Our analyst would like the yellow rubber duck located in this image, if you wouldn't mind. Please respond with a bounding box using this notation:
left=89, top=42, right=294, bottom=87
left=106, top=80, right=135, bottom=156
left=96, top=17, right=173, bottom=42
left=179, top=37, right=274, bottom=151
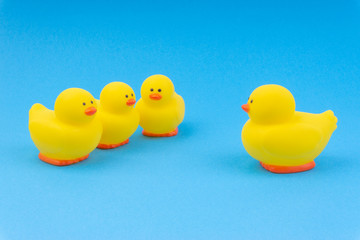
left=96, top=82, right=140, bottom=149
left=29, top=88, right=102, bottom=166
left=241, top=84, right=337, bottom=173
left=135, top=74, right=185, bottom=137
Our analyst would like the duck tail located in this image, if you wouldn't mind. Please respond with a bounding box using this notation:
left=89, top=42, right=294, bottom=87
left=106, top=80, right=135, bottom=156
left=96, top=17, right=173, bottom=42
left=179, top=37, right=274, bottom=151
left=323, top=110, right=338, bottom=131
left=29, top=103, right=47, bottom=119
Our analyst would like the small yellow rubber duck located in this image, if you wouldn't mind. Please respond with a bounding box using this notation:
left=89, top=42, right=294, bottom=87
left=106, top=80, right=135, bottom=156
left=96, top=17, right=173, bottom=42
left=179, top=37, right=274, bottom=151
left=96, top=82, right=140, bottom=149
left=29, top=88, right=102, bottom=166
left=135, top=74, right=185, bottom=137
left=241, top=84, right=337, bottom=173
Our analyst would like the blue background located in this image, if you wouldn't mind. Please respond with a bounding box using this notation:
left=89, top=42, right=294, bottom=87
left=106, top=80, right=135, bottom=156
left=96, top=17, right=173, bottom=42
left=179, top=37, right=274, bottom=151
left=1, top=0, right=360, bottom=239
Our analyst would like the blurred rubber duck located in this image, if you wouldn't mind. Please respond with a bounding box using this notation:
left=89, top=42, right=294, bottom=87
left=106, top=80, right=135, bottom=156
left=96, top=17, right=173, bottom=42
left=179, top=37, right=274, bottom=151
left=29, top=88, right=102, bottom=166
left=135, top=74, right=185, bottom=137
left=241, top=84, right=337, bottom=173
left=96, top=82, right=140, bottom=149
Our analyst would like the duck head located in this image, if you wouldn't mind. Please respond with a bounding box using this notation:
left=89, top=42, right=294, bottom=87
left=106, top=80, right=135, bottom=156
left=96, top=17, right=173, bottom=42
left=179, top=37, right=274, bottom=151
left=55, top=88, right=97, bottom=125
left=141, top=74, right=175, bottom=105
left=242, top=84, right=296, bottom=124
left=100, top=82, right=136, bottom=113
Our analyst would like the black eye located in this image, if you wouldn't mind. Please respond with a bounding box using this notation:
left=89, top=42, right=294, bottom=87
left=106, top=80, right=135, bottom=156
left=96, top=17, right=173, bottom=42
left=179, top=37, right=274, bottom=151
left=150, top=88, right=154, bottom=92
left=250, top=100, right=253, bottom=103
left=158, top=89, right=161, bottom=92
left=131, top=93, right=133, bottom=96
left=125, top=95, right=128, bottom=98
left=83, top=102, right=86, bottom=106
left=91, top=101, right=93, bottom=104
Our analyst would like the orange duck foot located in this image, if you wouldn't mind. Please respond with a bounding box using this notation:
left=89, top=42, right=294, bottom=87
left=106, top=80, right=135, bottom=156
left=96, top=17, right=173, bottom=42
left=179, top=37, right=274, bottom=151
left=97, top=139, right=130, bottom=149
left=260, top=161, right=316, bottom=174
left=142, top=128, right=178, bottom=137
left=39, top=153, right=89, bottom=166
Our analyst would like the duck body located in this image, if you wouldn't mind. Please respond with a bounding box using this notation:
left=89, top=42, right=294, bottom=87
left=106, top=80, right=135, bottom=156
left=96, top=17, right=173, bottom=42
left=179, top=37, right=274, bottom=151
left=29, top=88, right=102, bottom=166
left=97, top=101, right=140, bottom=148
left=136, top=75, right=185, bottom=137
left=241, top=84, right=337, bottom=173
left=136, top=93, right=185, bottom=135
left=242, top=110, right=337, bottom=169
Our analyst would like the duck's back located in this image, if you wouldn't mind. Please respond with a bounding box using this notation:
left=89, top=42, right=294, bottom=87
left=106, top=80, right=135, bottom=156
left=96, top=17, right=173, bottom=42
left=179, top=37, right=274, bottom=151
left=296, top=110, right=337, bottom=134
left=29, top=104, right=63, bottom=157
left=175, top=93, right=185, bottom=124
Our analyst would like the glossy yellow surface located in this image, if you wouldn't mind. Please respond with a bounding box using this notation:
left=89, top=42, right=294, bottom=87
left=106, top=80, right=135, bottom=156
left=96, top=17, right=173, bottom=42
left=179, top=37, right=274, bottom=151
left=242, top=84, right=337, bottom=166
left=29, top=88, right=102, bottom=160
left=97, top=82, right=140, bottom=145
left=135, top=75, right=185, bottom=134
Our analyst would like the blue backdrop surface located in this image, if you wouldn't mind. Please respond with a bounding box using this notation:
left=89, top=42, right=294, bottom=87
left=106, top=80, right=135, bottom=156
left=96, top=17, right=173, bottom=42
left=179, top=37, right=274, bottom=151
left=1, top=0, right=360, bottom=239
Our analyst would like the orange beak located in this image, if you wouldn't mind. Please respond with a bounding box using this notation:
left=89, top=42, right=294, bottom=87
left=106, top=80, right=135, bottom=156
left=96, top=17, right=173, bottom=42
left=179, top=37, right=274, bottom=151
left=149, top=93, right=162, bottom=100
left=85, top=106, right=97, bottom=116
left=242, top=104, right=250, bottom=113
left=126, top=99, right=136, bottom=106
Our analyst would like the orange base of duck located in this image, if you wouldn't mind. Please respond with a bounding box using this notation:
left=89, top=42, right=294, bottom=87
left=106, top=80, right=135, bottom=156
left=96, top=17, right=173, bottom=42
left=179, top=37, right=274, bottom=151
left=39, top=153, right=89, bottom=166
left=97, top=139, right=129, bottom=149
left=142, top=128, right=178, bottom=137
left=260, top=161, right=316, bottom=174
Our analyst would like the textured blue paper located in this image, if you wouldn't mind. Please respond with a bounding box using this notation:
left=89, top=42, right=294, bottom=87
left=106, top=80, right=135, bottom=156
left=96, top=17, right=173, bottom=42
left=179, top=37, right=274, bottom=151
left=1, top=0, right=360, bottom=239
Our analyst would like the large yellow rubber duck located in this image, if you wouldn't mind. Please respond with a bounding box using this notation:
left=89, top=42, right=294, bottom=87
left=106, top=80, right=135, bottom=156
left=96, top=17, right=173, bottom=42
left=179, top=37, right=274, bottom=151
left=29, top=88, right=102, bottom=166
left=241, top=84, right=337, bottom=173
left=96, top=82, right=140, bottom=149
left=135, top=74, right=185, bottom=137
